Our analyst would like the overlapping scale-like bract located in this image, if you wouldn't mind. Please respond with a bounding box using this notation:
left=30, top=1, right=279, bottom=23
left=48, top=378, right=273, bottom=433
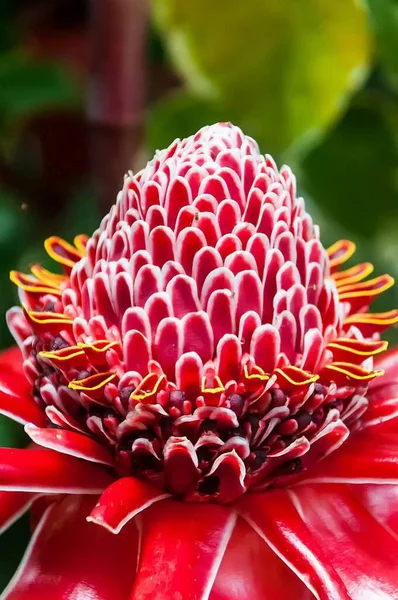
left=8, top=123, right=398, bottom=502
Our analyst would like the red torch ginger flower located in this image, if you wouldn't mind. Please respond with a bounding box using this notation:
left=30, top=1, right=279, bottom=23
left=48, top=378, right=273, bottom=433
left=1, top=123, right=398, bottom=599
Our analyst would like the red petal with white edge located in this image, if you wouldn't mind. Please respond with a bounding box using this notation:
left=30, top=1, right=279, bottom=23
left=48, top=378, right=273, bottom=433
left=88, top=476, right=169, bottom=534
left=300, top=424, right=398, bottom=484
left=237, top=489, right=349, bottom=600
left=292, top=484, right=398, bottom=599
left=366, top=347, right=398, bottom=427
left=175, top=352, right=202, bottom=398
left=25, top=424, right=116, bottom=467
left=0, top=346, right=25, bottom=375
left=130, top=500, right=236, bottom=600
left=0, top=369, right=46, bottom=427
left=216, top=334, right=241, bottom=384
left=163, top=437, right=200, bottom=496
left=370, top=347, right=398, bottom=391
left=351, top=484, right=398, bottom=538
left=207, top=289, right=235, bottom=346
left=29, top=494, right=61, bottom=532
left=2, top=495, right=139, bottom=600
left=182, top=310, right=214, bottom=363
left=207, top=450, right=246, bottom=503
left=0, top=490, right=37, bottom=535
left=0, top=448, right=113, bottom=493
left=362, top=395, right=398, bottom=429
left=210, top=516, right=312, bottom=600
left=250, top=324, right=280, bottom=373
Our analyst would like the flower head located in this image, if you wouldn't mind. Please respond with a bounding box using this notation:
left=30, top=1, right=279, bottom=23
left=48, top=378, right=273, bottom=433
left=2, top=123, right=398, bottom=599
left=8, top=122, right=397, bottom=502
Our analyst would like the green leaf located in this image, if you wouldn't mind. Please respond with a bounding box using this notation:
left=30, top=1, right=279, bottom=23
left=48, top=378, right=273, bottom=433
left=0, top=416, right=26, bottom=448
left=0, top=515, right=30, bottom=593
left=366, top=0, right=398, bottom=87
left=299, top=85, right=398, bottom=343
left=300, top=89, right=398, bottom=237
left=0, top=51, right=81, bottom=130
left=60, top=185, right=100, bottom=240
left=153, top=0, right=371, bottom=155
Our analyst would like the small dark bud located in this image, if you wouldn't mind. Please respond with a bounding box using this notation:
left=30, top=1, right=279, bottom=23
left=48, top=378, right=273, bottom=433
left=169, top=390, right=186, bottom=411
left=50, top=336, right=69, bottom=351
left=119, top=385, right=136, bottom=409
left=229, top=393, right=245, bottom=417
left=295, top=410, right=312, bottom=431
left=270, top=388, right=286, bottom=406
left=314, top=383, right=327, bottom=396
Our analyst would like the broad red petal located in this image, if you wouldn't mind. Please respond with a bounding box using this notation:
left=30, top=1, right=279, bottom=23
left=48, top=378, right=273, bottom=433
left=300, top=426, right=398, bottom=484
left=368, top=382, right=398, bottom=403
left=0, top=448, right=113, bottom=493
left=237, top=489, right=349, bottom=600
left=29, top=494, right=62, bottom=532
left=364, top=348, right=398, bottom=430
left=88, top=476, right=170, bottom=533
left=0, top=370, right=46, bottom=427
left=130, top=499, right=236, bottom=600
left=351, top=483, right=398, bottom=538
left=292, top=484, right=398, bottom=599
left=2, top=495, right=139, bottom=600
left=25, top=424, right=116, bottom=467
left=0, top=347, right=25, bottom=376
left=363, top=396, right=398, bottom=429
left=368, top=347, right=398, bottom=397
left=210, top=516, right=312, bottom=600
left=0, top=491, right=37, bottom=535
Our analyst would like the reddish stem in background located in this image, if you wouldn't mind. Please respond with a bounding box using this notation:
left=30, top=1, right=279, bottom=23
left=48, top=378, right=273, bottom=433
left=88, top=0, right=150, bottom=215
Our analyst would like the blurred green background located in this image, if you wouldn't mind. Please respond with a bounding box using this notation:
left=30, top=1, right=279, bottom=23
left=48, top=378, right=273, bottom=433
left=0, top=0, right=397, bottom=590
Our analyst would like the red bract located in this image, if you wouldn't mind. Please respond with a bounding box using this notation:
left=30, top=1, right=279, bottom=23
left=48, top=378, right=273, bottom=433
left=1, top=123, right=398, bottom=599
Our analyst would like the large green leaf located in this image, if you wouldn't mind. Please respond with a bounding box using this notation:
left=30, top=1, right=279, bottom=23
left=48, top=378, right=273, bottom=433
left=0, top=515, right=30, bottom=593
left=299, top=86, right=398, bottom=342
left=0, top=416, right=26, bottom=448
left=300, top=89, right=398, bottom=237
left=366, top=0, right=398, bottom=86
left=153, top=0, right=371, bottom=155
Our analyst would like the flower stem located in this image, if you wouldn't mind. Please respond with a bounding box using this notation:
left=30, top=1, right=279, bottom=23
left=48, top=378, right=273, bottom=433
left=87, top=0, right=149, bottom=214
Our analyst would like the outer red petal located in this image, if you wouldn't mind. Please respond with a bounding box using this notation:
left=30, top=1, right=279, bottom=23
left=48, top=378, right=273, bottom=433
left=0, top=448, right=113, bottom=493
left=237, top=489, right=349, bottom=600
left=363, top=396, right=398, bottom=429
left=371, top=347, right=398, bottom=390
left=0, top=491, right=37, bottom=535
left=351, top=484, right=398, bottom=539
left=29, top=494, right=62, bottom=532
left=88, top=476, right=170, bottom=533
left=25, top=424, right=116, bottom=467
left=300, top=425, right=398, bottom=484
left=2, top=495, right=139, bottom=600
left=292, top=483, right=398, bottom=599
left=210, top=516, right=312, bottom=600
left=130, top=499, right=236, bottom=600
left=0, top=370, right=46, bottom=427
left=364, top=348, right=398, bottom=429
left=0, top=347, right=25, bottom=376
left=367, top=382, right=398, bottom=404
